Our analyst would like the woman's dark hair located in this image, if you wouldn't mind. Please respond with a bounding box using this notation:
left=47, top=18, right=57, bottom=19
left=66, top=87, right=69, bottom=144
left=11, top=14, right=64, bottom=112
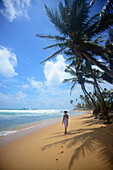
left=64, top=111, right=67, bottom=113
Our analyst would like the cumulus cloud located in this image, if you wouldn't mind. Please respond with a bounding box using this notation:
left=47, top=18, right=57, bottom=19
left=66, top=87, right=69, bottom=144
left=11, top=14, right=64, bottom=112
left=0, top=46, right=18, bottom=78
left=28, top=77, right=44, bottom=90
left=0, top=0, right=31, bottom=22
left=44, top=55, right=70, bottom=87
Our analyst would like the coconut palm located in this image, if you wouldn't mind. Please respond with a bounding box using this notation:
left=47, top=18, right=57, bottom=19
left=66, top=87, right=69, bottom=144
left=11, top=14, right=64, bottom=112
left=63, top=61, right=97, bottom=108
left=36, top=0, right=113, bottom=77
left=64, top=57, right=111, bottom=122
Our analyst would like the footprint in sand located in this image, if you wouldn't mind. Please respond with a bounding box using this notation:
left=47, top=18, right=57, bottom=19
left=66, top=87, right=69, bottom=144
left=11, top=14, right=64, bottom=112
left=58, top=151, right=64, bottom=154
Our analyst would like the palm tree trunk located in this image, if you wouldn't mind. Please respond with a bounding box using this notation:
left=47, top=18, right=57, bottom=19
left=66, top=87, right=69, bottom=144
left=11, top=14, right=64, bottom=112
left=81, top=84, right=96, bottom=108
left=82, top=52, right=113, bottom=78
left=86, top=59, right=111, bottom=123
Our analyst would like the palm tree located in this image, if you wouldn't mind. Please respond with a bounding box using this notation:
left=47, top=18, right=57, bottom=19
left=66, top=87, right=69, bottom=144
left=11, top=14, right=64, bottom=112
left=64, top=57, right=111, bottom=122
left=63, top=61, right=97, bottom=108
left=86, top=58, right=111, bottom=122
left=79, top=94, right=95, bottom=109
left=36, top=0, right=113, bottom=77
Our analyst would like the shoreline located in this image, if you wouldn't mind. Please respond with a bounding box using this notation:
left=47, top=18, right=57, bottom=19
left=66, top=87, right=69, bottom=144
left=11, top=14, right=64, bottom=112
left=0, top=110, right=89, bottom=147
left=0, top=118, right=60, bottom=147
left=0, top=110, right=89, bottom=137
left=0, top=112, right=113, bottom=170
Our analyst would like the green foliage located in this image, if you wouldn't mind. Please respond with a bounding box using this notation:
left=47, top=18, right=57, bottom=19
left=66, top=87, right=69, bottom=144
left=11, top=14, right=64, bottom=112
left=37, top=0, right=113, bottom=120
left=37, top=0, right=113, bottom=78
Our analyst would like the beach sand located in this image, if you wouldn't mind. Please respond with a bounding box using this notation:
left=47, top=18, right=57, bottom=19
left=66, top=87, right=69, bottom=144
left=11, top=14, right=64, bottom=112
left=0, top=112, right=113, bottom=170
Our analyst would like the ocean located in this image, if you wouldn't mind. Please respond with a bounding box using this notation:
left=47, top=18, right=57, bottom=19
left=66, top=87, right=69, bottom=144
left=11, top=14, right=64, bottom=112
left=0, top=109, right=87, bottom=137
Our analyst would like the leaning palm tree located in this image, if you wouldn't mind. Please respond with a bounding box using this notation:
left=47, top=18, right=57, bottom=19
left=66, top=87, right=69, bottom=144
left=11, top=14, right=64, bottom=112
left=36, top=0, right=113, bottom=77
left=64, top=57, right=111, bottom=122
left=63, top=61, right=97, bottom=108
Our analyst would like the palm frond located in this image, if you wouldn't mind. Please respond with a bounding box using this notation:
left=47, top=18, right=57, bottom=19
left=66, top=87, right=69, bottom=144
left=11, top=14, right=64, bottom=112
left=66, top=56, right=75, bottom=61
left=45, top=4, right=69, bottom=35
left=70, top=0, right=90, bottom=32
left=99, top=0, right=113, bottom=18
left=40, top=47, right=66, bottom=64
left=70, top=81, right=77, bottom=95
left=89, top=0, right=95, bottom=6
left=59, top=2, right=71, bottom=28
left=63, top=78, right=75, bottom=83
left=83, top=13, right=113, bottom=38
left=80, top=13, right=99, bottom=38
left=84, top=40, right=104, bottom=53
left=65, top=66, right=76, bottom=76
left=43, top=42, right=67, bottom=50
left=95, top=13, right=113, bottom=35
left=36, top=34, right=67, bottom=41
left=94, top=35, right=106, bottom=43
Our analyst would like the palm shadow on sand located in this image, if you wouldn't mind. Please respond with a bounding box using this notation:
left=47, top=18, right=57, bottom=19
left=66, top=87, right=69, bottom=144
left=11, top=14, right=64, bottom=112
left=41, top=117, right=113, bottom=170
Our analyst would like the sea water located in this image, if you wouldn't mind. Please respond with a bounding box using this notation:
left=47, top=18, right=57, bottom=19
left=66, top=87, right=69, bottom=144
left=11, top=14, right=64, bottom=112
left=0, top=109, right=87, bottom=136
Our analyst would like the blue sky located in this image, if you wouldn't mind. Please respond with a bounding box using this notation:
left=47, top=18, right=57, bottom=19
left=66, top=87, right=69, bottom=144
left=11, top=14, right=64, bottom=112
left=0, top=0, right=112, bottom=109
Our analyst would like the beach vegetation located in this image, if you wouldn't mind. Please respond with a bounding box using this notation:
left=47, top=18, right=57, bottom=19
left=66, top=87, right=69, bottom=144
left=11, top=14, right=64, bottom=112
left=76, top=88, right=113, bottom=122
left=36, top=0, right=113, bottom=123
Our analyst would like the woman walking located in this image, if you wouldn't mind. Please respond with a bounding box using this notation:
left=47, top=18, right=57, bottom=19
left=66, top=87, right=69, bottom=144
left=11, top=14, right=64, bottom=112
left=62, top=111, right=69, bottom=134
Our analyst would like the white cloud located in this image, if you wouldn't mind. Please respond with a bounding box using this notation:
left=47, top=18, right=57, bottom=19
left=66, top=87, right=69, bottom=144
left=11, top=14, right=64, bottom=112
left=92, top=59, right=106, bottom=72
left=0, top=0, right=31, bottom=22
left=22, top=84, right=29, bottom=89
left=44, top=55, right=70, bottom=87
left=0, top=46, right=18, bottom=78
left=16, top=91, right=27, bottom=100
left=0, top=91, right=27, bottom=105
left=28, top=77, right=44, bottom=90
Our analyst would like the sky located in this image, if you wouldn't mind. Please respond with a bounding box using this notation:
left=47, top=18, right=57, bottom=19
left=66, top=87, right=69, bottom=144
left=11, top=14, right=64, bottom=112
left=0, top=0, right=113, bottom=109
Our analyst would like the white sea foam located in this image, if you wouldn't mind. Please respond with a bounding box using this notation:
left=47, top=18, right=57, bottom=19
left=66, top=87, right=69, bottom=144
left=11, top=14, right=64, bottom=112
left=0, top=109, right=65, bottom=115
left=0, top=109, right=63, bottom=113
left=0, top=130, right=17, bottom=136
left=0, top=109, right=66, bottom=118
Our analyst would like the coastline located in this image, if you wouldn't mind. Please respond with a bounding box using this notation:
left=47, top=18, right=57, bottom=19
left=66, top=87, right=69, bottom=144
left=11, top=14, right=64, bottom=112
left=0, top=118, right=60, bottom=147
left=0, top=110, right=88, bottom=147
left=0, top=109, right=88, bottom=138
left=0, top=111, right=113, bottom=170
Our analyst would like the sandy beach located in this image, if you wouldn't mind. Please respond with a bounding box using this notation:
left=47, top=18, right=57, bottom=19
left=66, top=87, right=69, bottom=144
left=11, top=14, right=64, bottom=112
left=0, top=112, right=113, bottom=170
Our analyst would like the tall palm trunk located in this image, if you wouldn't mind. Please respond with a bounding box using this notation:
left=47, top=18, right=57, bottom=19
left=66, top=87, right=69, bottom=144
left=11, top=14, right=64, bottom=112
left=81, top=83, right=96, bottom=108
left=86, top=59, right=110, bottom=123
